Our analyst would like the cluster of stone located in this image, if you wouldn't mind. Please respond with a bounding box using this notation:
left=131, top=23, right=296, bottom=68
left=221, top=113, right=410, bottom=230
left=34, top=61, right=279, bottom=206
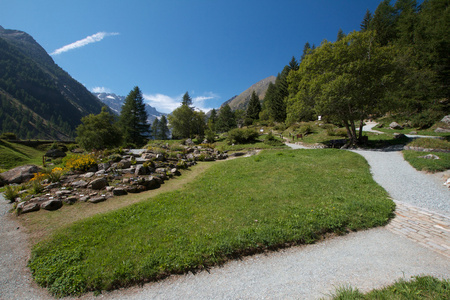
left=2, top=145, right=228, bottom=214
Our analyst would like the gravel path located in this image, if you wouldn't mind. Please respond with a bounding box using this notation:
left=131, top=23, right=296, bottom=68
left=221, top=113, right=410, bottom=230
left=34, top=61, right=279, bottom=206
left=1, top=144, right=449, bottom=299
left=351, top=150, right=450, bottom=216
left=0, top=196, right=49, bottom=300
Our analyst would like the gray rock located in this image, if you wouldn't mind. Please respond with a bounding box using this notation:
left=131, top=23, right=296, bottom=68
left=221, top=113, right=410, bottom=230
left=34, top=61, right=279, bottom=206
left=113, top=188, right=128, bottom=196
left=144, top=176, right=161, bottom=190
left=45, top=149, right=66, bottom=158
left=40, top=199, right=63, bottom=211
left=71, top=180, right=88, bottom=188
left=55, top=190, right=72, bottom=196
left=135, top=165, right=148, bottom=175
left=98, top=162, right=111, bottom=170
left=79, top=196, right=90, bottom=202
left=81, top=172, right=95, bottom=178
left=89, top=177, right=108, bottom=190
left=63, top=196, right=77, bottom=205
left=0, top=165, right=41, bottom=184
left=389, top=122, right=403, bottom=130
left=89, top=196, right=106, bottom=203
left=419, top=154, right=440, bottom=160
left=434, top=127, right=450, bottom=133
left=441, top=115, right=450, bottom=125
left=117, top=160, right=132, bottom=169
left=21, top=202, right=40, bottom=214
left=95, top=170, right=106, bottom=176
left=170, top=168, right=181, bottom=176
left=155, top=168, right=167, bottom=174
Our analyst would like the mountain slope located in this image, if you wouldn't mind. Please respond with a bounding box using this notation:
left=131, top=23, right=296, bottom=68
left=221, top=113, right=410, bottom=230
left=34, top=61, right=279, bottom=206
left=93, top=92, right=166, bottom=123
left=222, top=76, right=276, bottom=111
left=0, top=26, right=106, bottom=140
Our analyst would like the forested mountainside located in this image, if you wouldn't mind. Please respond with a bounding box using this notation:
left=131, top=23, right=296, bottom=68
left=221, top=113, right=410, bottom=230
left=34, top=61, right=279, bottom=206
left=0, top=26, right=105, bottom=140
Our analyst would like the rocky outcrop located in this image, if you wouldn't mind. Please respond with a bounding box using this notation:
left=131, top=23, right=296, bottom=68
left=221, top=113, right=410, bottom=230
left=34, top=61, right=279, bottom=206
left=389, top=122, right=403, bottom=130
left=6, top=146, right=229, bottom=214
left=0, top=165, right=41, bottom=184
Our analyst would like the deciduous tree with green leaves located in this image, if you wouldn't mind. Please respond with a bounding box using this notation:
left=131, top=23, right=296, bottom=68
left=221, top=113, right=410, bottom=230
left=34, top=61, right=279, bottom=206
left=76, top=106, right=122, bottom=150
left=287, top=31, right=398, bottom=147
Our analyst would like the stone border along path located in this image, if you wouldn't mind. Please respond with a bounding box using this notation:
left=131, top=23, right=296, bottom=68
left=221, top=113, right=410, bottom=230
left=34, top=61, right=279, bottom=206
left=387, top=201, right=450, bottom=258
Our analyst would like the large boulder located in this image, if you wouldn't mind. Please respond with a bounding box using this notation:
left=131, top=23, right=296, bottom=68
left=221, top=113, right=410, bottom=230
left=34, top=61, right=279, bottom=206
left=389, top=122, right=403, bottom=130
left=41, top=199, right=63, bottom=211
left=89, top=196, right=106, bottom=203
left=441, top=115, right=450, bottom=125
left=113, top=188, right=128, bottom=196
left=0, top=165, right=41, bottom=184
left=89, top=178, right=108, bottom=190
left=21, top=202, right=40, bottom=214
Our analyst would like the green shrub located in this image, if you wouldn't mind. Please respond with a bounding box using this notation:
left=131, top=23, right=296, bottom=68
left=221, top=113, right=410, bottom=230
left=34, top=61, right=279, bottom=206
left=227, top=128, right=259, bottom=144
left=264, top=132, right=285, bottom=146
left=299, top=124, right=313, bottom=134
left=4, top=184, right=19, bottom=202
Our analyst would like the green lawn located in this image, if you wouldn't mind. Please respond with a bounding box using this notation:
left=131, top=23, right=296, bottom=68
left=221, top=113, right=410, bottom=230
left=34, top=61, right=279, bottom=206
left=29, top=149, right=394, bottom=297
left=403, top=150, right=450, bottom=173
left=0, top=139, right=45, bottom=171
left=330, top=276, right=450, bottom=299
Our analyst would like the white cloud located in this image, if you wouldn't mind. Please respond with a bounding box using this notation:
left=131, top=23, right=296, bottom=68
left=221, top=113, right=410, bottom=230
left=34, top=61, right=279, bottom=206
left=90, top=86, right=112, bottom=93
left=51, top=32, right=119, bottom=55
left=143, top=93, right=182, bottom=114
left=143, top=92, right=219, bottom=114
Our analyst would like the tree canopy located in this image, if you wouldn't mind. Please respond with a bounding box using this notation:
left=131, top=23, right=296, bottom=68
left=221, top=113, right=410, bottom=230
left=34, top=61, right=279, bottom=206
left=287, top=30, right=398, bottom=146
left=76, top=106, right=122, bottom=150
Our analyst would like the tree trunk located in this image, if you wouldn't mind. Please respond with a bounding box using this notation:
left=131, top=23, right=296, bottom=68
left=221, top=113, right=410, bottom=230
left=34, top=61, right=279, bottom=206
left=358, top=119, right=364, bottom=141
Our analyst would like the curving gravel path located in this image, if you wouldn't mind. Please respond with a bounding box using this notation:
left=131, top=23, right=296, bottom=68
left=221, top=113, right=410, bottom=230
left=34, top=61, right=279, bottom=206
left=1, top=143, right=449, bottom=299
left=0, top=196, right=50, bottom=300
left=351, top=150, right=450, bottom=216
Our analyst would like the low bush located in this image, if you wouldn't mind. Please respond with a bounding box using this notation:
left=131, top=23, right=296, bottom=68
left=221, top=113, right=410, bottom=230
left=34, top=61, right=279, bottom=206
left=264, top=132, right=285, bottom=146
left=227, top=128, right=259, bottom=144
left=3, top=184, right=20, bottom=202
left=64, top=154, right=97, bottom=172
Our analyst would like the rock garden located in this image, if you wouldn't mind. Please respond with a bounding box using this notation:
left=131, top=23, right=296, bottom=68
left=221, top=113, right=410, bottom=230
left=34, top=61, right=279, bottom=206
left=0, top=140, right=228, bottom=214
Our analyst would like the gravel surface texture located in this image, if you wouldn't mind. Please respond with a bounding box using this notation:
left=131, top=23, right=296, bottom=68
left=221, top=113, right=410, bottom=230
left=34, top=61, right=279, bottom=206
left=352, top=150, right=450, bottom=216
left=0, top=196, right=50, bottom=300
left=1, top=141, right=449, bottom=299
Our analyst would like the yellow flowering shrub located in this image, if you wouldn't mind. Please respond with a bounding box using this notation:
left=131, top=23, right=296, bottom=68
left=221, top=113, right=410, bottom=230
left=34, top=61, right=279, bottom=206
left=30, top=172, right=46, bottom=182
left=64, top=154, right=97, bottom=172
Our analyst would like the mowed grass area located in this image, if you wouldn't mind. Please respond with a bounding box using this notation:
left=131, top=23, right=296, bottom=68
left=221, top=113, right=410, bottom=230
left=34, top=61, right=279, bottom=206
left=0, top=139, right=44, bottom=170
left=29, top=149, right=395, bottom=297
left=329, top=276, right=450, bottom=299
left=403, top=151, right=450, bottom=173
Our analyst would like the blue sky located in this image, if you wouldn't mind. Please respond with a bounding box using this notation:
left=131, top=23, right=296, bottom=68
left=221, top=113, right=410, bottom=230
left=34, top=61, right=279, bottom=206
left=1, top=0, right=382, bottom=113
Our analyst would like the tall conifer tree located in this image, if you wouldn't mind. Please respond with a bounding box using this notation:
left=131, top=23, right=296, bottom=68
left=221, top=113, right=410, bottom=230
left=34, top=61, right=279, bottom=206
left=119, top=86, right=150, bottom=146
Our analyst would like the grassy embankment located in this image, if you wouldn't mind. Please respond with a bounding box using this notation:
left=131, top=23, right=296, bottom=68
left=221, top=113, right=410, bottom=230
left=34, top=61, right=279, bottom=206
left=28, top=149, right=394, bottom=297
left=0, top=139, right=45, bottom=171
left=329, top=276, right=450, bottom=299
left=403, top=138, right=450, bottom=173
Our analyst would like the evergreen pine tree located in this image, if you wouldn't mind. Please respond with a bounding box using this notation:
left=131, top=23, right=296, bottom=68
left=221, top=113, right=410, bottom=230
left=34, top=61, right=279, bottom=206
left=301, top=42, right=311, bottom=61
left=152, top=118, right=159, bottom=139
left=289, top=56, right=299, bottom=71
left=216, top=104, right=236, bottom=133
left=157, top=115, right=169, bottom=140
left=246, top=91, right=261, bottom=123
left=371, top=0, right=398, bottom=45
left=360, top=9, right=373, bottom=31
left=181, top=92, right=193, bottom=107
left=119, top=86, right=150, bottom=146
left=337, top=28, right=346, bottom=41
